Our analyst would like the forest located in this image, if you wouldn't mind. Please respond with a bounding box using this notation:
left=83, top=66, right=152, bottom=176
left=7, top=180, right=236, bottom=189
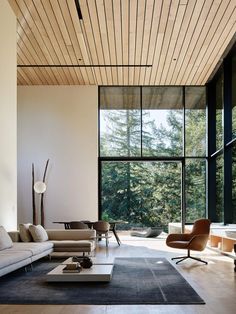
left=99, top=87, right=207, bottom=230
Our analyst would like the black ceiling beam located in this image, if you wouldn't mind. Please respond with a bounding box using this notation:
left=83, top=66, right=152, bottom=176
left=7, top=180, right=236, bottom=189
left=17, top=64, right=152, bottom=68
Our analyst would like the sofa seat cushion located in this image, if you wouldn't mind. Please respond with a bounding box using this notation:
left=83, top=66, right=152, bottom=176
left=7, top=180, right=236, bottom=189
left=51, top=240, right=93, bottom=248
left=0, top=251, right=32, bottom=269
left=4, top=242, right=53, bottom=256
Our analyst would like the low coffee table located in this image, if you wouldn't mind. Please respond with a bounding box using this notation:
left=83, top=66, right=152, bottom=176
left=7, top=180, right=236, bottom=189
left=46, top=256, right=114, bottom=282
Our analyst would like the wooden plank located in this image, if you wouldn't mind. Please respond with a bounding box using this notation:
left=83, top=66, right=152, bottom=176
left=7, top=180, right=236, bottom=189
left=144, top=0, right=163, bottom=85
left=164, top=0, right=197, bottom=85
left=175, top=0, right=216, bottom=85
left=79, top=0, right=102, bottom=84
left=155, top=0, right=180, bottom=85
left=30, top=0, right=73, bottom=85
left=67, top=0, right=96, bottom=84
left=9, top=0, right=60, bottom=85
left=139, top=0, right=155, bottom=85
left=170, top=0, right=205, bottom=84
left=104, top=0, right=118, bottom=85
left=133, top=0, right=145, bottom=85
left=113, top=0, right=123, bottom=84
left=160, top=2, right=186, bottom=84
left=17, top=40, right=51, bottom=85
left=57, top=0, right=86, bottom=84
left=149, top=0, right=171, bottom=85
left=17, top=68, right=31, bottom=85
left=180, top=0, right=225, bottom=84
left=88, top=0, right=108, bottom=85
left=96, top=0, right=113, bottom=84
left=193, top=1, right=236, bottom=84
left=128, top=0, right=137, bottom=85
left=121, top=0, right=129, bottom=85
left=17, top=55, right=42, bottom=85
left=196, top=13, right=236, bottom=84
left=17, top=0, right=68, bottom=85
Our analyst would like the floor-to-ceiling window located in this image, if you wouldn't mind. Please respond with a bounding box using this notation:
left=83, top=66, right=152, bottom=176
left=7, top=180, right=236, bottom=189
left=99, top=86, right=206, bottom=230
left=208, top=44, right=236, bottom=224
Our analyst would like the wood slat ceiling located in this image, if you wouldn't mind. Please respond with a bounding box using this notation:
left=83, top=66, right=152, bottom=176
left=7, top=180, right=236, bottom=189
left=8, top=0, right=236, bottom=86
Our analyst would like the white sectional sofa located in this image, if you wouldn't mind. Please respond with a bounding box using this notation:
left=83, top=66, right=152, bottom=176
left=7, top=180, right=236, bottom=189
left=0, top=226, right=96, bottom=277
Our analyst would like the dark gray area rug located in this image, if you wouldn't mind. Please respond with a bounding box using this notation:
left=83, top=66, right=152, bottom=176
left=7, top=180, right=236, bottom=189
left=0, top=257, right=204, bottom=305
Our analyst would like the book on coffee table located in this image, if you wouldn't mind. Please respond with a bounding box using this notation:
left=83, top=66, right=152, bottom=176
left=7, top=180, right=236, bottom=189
left=62, top=263, right=81, bottom=273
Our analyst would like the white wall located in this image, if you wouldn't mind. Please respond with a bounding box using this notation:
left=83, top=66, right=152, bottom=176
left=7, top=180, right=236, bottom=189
left=17, top=86, right=98, bottom=228
left=0, top=1, right=17, bottom=231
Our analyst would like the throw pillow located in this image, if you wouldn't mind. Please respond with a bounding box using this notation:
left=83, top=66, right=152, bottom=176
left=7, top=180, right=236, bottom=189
left=19, top=223, right=33, bottom=242
left=0, top=226, right=13, bottom=250
left=29, top=224, right=48, bottom=242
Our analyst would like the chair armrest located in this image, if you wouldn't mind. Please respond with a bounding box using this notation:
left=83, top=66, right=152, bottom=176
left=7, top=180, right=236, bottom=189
left=187, top=234, right=209, bottom=251
left=166, top=233, right=192, bottom=244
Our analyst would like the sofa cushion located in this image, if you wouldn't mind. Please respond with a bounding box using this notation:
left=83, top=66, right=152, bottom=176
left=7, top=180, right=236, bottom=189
left=0, top=226, right=13, bottom=251
left=51, top=240, right=94, bottom=248
left=29, top=225, right=48, bottom=242
left=5, top=242, right=53, bottom=256
left=47, top=229, right=96, bottom=240
left=19, top=223, right=32, bottom=242
left=0, top=251, right=32, bottom=269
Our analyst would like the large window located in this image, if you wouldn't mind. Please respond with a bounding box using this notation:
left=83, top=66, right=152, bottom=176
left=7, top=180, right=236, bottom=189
left=232, top=55, right=236, bottom=138
left=185, top=87, right=206, bottom=156
left=101, top=161, right=181, bottom=229
left=185, top=159, right=206, bottom=222
left=215, top=71, right=224, bottom=151
left=208, top=44, right=236, bottom=224
left=215, top=154, right=224, bottom=222
left=99, top=86, right=206, bottom=229
left=100, top=87, right=141, bottom=157
left=232, top=146, right=236, bottom=223
left=142, top=87, right=183, bottom=156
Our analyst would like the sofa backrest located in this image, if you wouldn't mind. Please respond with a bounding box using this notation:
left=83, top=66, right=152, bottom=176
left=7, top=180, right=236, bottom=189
left=46, top=229, right=96, bottom=241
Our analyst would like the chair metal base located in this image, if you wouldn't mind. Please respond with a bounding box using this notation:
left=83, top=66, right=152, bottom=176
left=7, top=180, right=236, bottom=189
left=171, top=250, right=208, bottom=265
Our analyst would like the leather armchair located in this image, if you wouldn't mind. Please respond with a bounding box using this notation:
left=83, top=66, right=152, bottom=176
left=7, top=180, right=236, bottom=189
left=166, top=219, right=211, bottom=264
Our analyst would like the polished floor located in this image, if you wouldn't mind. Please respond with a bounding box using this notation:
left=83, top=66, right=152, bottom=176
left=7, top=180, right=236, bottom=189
left=0, top=232, right=235, bottom=314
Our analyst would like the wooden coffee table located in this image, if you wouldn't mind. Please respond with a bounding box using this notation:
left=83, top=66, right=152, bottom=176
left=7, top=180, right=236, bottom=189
left=46, top=257, right=114, bottom=282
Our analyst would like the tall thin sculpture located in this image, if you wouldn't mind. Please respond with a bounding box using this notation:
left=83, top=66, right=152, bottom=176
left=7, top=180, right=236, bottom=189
left=32, top=159, right=50, bottom=226
left=32, top=163, right=36, bottom=225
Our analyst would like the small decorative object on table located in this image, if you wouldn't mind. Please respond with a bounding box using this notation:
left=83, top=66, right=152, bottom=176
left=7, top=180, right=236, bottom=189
left=63, top=262, right=82, bottom=273
left=72, top=256, right=93, bottom=269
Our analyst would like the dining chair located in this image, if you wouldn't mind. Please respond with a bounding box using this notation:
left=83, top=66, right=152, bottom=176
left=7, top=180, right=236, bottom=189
left=93, top=221, right=111, bottom=247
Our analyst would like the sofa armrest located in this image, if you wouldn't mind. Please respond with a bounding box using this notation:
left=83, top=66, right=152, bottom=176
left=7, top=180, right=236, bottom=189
left=46, top=229, right=96, bottom=241
left=8, top=231, right=21, bottom=242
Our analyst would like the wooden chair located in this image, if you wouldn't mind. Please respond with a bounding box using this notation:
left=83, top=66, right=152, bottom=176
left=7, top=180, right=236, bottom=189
left=93, top=221, right=111, bottom=247
left=166, top=219, right=211, bottom=264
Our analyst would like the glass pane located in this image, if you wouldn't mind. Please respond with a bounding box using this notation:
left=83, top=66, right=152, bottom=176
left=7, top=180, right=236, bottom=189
left=185, top=87, right=206, bottom=156
left=216, top=71, right=223, bottom=150
left=142, top=87, right=183, bottom=156
left=216, top=154, right=224, bottom=222
left=232, top=145, right=236, bottom=223
left=232, top=54, right=236, bottom=138
left=100, top=87, right=141, bottom=157
left=185, top=159, right=206, bottom=223
left=101, top=161, right=181, bottom=231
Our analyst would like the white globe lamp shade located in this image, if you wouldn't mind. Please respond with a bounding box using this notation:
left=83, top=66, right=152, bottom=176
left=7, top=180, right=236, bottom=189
left=34, top=181, right=47, bottom=194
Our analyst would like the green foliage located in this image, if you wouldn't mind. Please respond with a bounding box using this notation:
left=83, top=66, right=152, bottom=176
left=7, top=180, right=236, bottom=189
left=100, top=104, right=206, bottom=230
